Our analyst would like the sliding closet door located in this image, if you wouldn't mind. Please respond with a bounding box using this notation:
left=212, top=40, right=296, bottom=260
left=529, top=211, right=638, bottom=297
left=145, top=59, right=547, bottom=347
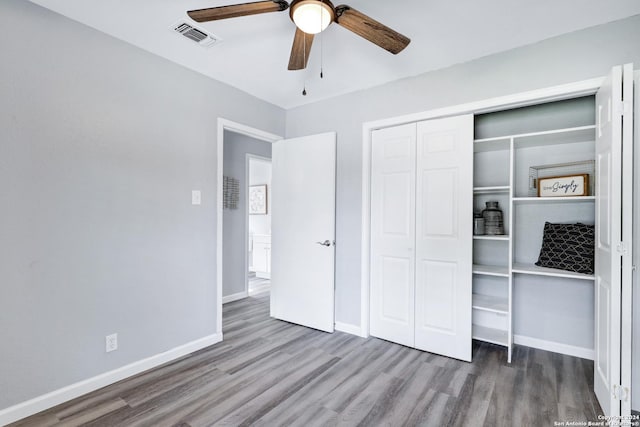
left=414, top=115, right=473, bottom=362
left=370, top=123, right=417, bottom=347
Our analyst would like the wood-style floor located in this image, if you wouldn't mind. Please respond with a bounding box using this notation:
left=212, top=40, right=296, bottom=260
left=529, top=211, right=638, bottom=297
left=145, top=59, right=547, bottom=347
left=12, top=293, right=602, bottom=426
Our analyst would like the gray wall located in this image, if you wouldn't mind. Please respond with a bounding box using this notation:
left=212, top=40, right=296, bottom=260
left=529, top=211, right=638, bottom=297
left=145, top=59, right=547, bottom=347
left=0, top=0, right=284, bottom=411
left=285, top=15, right=640, bottom=409
left=222, top=131, right=272, bottom=298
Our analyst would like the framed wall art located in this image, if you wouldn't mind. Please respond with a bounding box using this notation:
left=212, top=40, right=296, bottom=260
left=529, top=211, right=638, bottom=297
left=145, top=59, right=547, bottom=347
left=249, top=184, right=268, bottom=215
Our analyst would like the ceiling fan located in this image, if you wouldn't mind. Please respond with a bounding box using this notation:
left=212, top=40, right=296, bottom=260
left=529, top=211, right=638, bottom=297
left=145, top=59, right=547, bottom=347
left=187, top=0, right=411, bottom=71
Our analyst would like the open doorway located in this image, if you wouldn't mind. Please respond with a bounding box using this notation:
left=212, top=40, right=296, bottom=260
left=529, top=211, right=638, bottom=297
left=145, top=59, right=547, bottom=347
left=221, top=129, right=274, bottom=305
left=217, top=119, right=336, bottom=339
left=247, top=155, right=272, bottom=296
left=216, top=118, right=282, bottom=338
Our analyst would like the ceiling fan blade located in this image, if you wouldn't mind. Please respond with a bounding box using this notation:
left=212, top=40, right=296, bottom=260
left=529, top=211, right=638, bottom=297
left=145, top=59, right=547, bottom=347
left=188, top=1, right=289, bottom=23
left=334, top=5, right=410, bottom=54
left=288, top=28, right=314, bottom=70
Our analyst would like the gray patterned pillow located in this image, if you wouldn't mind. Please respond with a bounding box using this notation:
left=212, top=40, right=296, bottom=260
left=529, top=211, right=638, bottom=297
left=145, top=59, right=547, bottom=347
left=535, top=222, right=594, bottom=274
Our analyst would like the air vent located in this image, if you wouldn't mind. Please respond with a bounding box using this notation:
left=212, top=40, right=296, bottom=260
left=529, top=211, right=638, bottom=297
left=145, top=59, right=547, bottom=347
left=171, top=21, right=220, bottom=48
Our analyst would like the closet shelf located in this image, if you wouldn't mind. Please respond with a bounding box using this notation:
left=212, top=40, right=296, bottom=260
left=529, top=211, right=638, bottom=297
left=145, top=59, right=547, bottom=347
left=473, top=186, right=510, bottom=194
left=472, top=325, right=509, bottom=347
left=474, top=125, right=595, bottom=152
left=473, top=294, right=509, bottom=314
left=513, top=196, right=595, bottom=204
left=472, top=264, right=510, bottom=277
left=513, top=125, right=596, bottom=148
left=473, top=235, right=509, bottom=241
left=512, top=263, right=595, bottom=281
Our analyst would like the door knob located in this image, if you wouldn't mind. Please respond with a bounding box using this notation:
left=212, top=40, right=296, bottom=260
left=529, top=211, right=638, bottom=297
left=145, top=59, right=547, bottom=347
left=316, top=240, right=332, bottom=247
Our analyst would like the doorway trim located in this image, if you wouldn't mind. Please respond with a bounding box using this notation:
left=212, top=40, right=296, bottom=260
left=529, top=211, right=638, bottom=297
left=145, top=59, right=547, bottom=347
left=216, top=118, right=282, bottom=336
left=359, top=76, right=604, bottom=340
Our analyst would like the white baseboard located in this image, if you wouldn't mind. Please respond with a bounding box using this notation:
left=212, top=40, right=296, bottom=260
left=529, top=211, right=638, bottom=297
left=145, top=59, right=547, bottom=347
left=222, top=291, right=248, bottom=304
left=0, top=333, right=222, bottom=426
left=335, top=322, right=367, bottom=338
left=514, top=334, right=594, bottom=360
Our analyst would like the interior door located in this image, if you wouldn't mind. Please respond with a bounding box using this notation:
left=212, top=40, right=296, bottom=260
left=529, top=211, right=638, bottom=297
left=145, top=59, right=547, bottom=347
left=270, top=132, right=336, bottom=332
left=594, top=64, right=630, bottom=417
left=414, top=115, right=474, bottom=362
left=370, top=123, right=417, bottom=347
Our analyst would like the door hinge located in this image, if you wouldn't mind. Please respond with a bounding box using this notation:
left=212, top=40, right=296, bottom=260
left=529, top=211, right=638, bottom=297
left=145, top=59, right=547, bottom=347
left=616, top=242, right=628, bottom=255
left=615, top=100, right=632, bottom=116
left=612, top=384, right=629, bottom=401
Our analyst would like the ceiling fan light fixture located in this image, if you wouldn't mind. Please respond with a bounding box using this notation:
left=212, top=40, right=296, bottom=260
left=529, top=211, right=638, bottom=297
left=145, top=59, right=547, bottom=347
left=291, top=0, right=334, bottom=34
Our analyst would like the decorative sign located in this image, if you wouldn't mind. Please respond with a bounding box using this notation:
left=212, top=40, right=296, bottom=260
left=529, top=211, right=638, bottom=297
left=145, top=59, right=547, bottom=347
left=537, top=174, right=589, bottom=197
left=249, top=184, right=268, bottom=214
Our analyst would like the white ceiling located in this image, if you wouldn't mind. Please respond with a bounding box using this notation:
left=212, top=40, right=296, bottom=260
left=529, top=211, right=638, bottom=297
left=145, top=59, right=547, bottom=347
left=29, top=0, right=640, bottom=109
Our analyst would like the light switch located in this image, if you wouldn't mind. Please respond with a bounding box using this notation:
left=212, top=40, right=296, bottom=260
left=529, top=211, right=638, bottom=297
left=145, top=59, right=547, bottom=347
left=192, top=190, right=201, bottom=205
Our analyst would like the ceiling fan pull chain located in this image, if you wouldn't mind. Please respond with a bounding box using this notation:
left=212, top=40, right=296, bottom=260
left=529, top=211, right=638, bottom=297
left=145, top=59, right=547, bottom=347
left=320, top=35, right=324, bottom=77
left=302, top=31, right=308, bottom=95
left=320, top=8, right=324, bottom=79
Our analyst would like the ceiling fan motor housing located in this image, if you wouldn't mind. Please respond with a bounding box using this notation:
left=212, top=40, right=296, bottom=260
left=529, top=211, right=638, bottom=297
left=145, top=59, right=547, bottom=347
left=289, top=0, right=336, bottom=34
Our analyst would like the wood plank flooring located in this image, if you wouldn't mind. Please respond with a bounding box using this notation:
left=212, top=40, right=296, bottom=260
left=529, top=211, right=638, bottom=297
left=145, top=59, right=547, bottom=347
left=248, top=276, right=270, bottom=296
left=11, top=293, right=602, bottom=426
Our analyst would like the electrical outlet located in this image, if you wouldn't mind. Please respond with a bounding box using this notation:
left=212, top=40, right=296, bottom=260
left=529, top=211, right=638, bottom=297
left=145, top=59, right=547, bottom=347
left=105, top=333, right=118, bottom=353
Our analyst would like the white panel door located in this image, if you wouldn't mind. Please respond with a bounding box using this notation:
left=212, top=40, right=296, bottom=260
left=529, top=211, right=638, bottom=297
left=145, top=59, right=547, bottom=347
left=414, top=115, right=473, bottom=362
left=619, top=63, right=634, bottom=418
left=594, top=65, right=624, bottom=417
left=270, top=132, right=336, bottom=333
left=370, top=123, right=417, bottom=347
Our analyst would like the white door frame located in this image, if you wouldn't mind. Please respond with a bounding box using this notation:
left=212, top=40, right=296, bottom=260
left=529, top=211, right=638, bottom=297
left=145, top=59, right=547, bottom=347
left=216, top=118, right=282, bottom=336
left=360, top=76, right=603, bottom=339
left=246, top=153, right=272, bottom=291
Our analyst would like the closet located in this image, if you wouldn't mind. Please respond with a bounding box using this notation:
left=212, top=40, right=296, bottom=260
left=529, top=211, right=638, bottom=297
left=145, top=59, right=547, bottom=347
left=368, top=63, right=634, bottom=418
left=472, top=96, right=596, bottom=364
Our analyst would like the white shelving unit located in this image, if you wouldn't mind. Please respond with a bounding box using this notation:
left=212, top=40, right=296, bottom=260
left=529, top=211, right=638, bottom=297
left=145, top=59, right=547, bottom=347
left=511, top=263, right=595, bottom=281
left=473, top=186, right=510, bottom=194
left=472, top=293, right=509, bottom=313
left=472, top=135, right=513, bottom=361
left=472, top=264, right=509, bottom=277
left=472, top=123, right=596, bottom=364
left=513, top=196, right=595, bottom=204
left=472, top=325, right=509, bottom=347
left=473, top=235, right=509, bottom=241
